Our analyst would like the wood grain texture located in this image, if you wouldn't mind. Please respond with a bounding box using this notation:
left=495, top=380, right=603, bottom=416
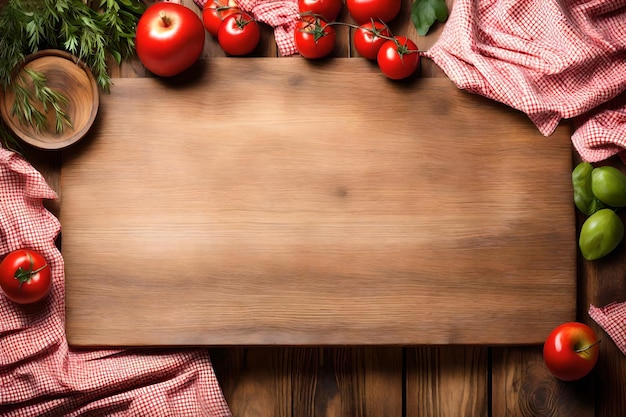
left=209, top=347, right=402, bottom=416
left=406, top=346, right=488, bottom=417
left=60, top=58, right=575, bottom=347
left=491, top=346, right=595, bottom=417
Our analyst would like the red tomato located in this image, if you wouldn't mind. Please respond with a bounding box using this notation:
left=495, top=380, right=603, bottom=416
left=135, top=3, right=206, bottom=77
left=217, top=12, right=260, bottom=56
left=294, top=16, right=336, bottom=59
left=543, top=322, right=600, bottom=381
left=376, top=36, right=420, bottom=80
left=202, top=0, right=240, bottom=37
left=0, top=249, right=52, bottom=304
left=353, top=21, right=392, bottom=60
left=298, top=0, right=343, bottom=22
left=346, top=0, right=401, bottom=25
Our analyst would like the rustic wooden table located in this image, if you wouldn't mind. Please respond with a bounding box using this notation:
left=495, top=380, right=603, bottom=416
left=23, top=0, right=626, bottom=415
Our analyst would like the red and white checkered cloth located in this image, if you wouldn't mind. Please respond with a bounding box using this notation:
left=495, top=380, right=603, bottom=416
left=0, top=148, right=232, bottom=417
left=589, top=302, right=626, bottom=356
left=195, top=0, right=300, bottom=56
left=424, top=0, right=626, bottom=163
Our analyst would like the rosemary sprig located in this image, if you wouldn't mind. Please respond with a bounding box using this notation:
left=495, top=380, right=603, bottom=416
left=11, top=68, right=72, bottom=134
left=0, top=0, right=145, bottom=149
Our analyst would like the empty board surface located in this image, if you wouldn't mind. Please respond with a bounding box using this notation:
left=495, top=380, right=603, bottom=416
left=60, top=58, right=576, bottom=347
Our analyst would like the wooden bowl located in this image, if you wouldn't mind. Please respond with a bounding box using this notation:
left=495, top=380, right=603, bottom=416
left=0, top=49, right=99, bottom=150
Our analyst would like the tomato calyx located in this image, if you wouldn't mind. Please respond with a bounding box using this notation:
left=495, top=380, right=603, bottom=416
left=390, top=37, right=420, bottom=60
left=233, top=13, right=255, bottom=30
left=13, top=253, right=48, bottom=289
left=363, top=21, right=391, bottom=40
left=298, top=16, right=332, bottom=43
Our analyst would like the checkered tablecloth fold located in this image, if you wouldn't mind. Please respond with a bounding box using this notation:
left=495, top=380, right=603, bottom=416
left=195, top=0, right=300, bottom=56
left=424, top=0, right=626, bottom=163
left=0, top=148, right=232, bottom=417
left=589, top=302, right=626, bottom=356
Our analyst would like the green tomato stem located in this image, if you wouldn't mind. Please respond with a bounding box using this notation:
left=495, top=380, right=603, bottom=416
left=575, top=339, right=601, bottom=353
left=319, top=17, right=427, bottom=54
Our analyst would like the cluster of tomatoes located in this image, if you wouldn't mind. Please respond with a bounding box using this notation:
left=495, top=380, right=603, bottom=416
left=203, top=0, right=420, bottom=80
left=134, top=1, right=419, bottom=79
left=202, top=0, right=260, bottom=56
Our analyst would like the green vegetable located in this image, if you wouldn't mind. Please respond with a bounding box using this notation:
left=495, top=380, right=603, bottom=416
left=579, top=208, right=624, bottom=261
left=572, top=162, right=604, bottom=215
left=591, top=166, right=626, bottom=208
left=411, top=0, right=448, bottom=36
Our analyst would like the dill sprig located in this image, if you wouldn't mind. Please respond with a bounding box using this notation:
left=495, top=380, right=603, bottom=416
left=0, top=0, right=145, bottom=150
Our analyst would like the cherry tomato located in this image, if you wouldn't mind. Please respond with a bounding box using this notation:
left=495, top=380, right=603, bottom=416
left=353, top=21, right=392, bottom=60
left=376, top=36, right=420, bottom=80
left=218, top=12, right=260, bottom=56
left=294, top=16, right=336, bottom=59
left=346, top=0, right=401, bottom=25
left=298, top=0, right=343, bottom=22
left=203, top=0, right=240, bottom=37
left=0, top=249, right=52, bottom=304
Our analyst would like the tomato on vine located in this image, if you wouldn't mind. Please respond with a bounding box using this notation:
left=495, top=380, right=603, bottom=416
left=294, top=16, right=336, bottom=59
left=203, top=0, right=240, bottom=37
left=0, top=249, right=52, bottom=304
left=218, top=12, right=260, bottom=56
left=377, top=36, right=420, bottom=80
left=298, top=0, right=343, bottom=23
left=353, top=21, right=392, bottom=60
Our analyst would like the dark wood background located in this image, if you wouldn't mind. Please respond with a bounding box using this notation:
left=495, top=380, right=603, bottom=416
left=22, top=0, right=626, bottom=415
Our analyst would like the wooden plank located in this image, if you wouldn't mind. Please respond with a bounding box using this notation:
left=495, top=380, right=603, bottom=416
left=208, top=347, right=403, bottom=417
left=406, top=346, right=488, bottom=417
left=209, top=347, right=292, bottom=416
left=491, top=346, right=595, bottom=417
left=60, top=58, right=575, bottom=347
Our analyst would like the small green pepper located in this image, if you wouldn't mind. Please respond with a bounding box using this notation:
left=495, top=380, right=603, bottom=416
left=591, top=166, right=626, bottom=208
left=572, top=162, right=603, bottom=215
left=579, top=208, right=624, bottom=260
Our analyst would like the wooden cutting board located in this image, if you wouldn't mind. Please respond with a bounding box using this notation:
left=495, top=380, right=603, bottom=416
left=60, top=58, right=576, bottom=347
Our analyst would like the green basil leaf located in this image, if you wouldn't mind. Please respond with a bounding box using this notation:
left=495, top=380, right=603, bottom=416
left=411, top=0, right=449, bottom=36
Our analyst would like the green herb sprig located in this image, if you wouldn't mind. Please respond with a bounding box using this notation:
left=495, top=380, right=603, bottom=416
left=11, top=68, right=73, bottom=134
left=0, top=0, right=146, bottom=150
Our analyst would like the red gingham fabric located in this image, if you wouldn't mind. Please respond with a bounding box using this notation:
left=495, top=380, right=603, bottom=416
left=589, top=302, right=626, bottom=356
left=195, top=0, right=300, bottom=56
left=0, top=148, right=232, bottom=417
left=424, top=0, right=626, bottom=163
